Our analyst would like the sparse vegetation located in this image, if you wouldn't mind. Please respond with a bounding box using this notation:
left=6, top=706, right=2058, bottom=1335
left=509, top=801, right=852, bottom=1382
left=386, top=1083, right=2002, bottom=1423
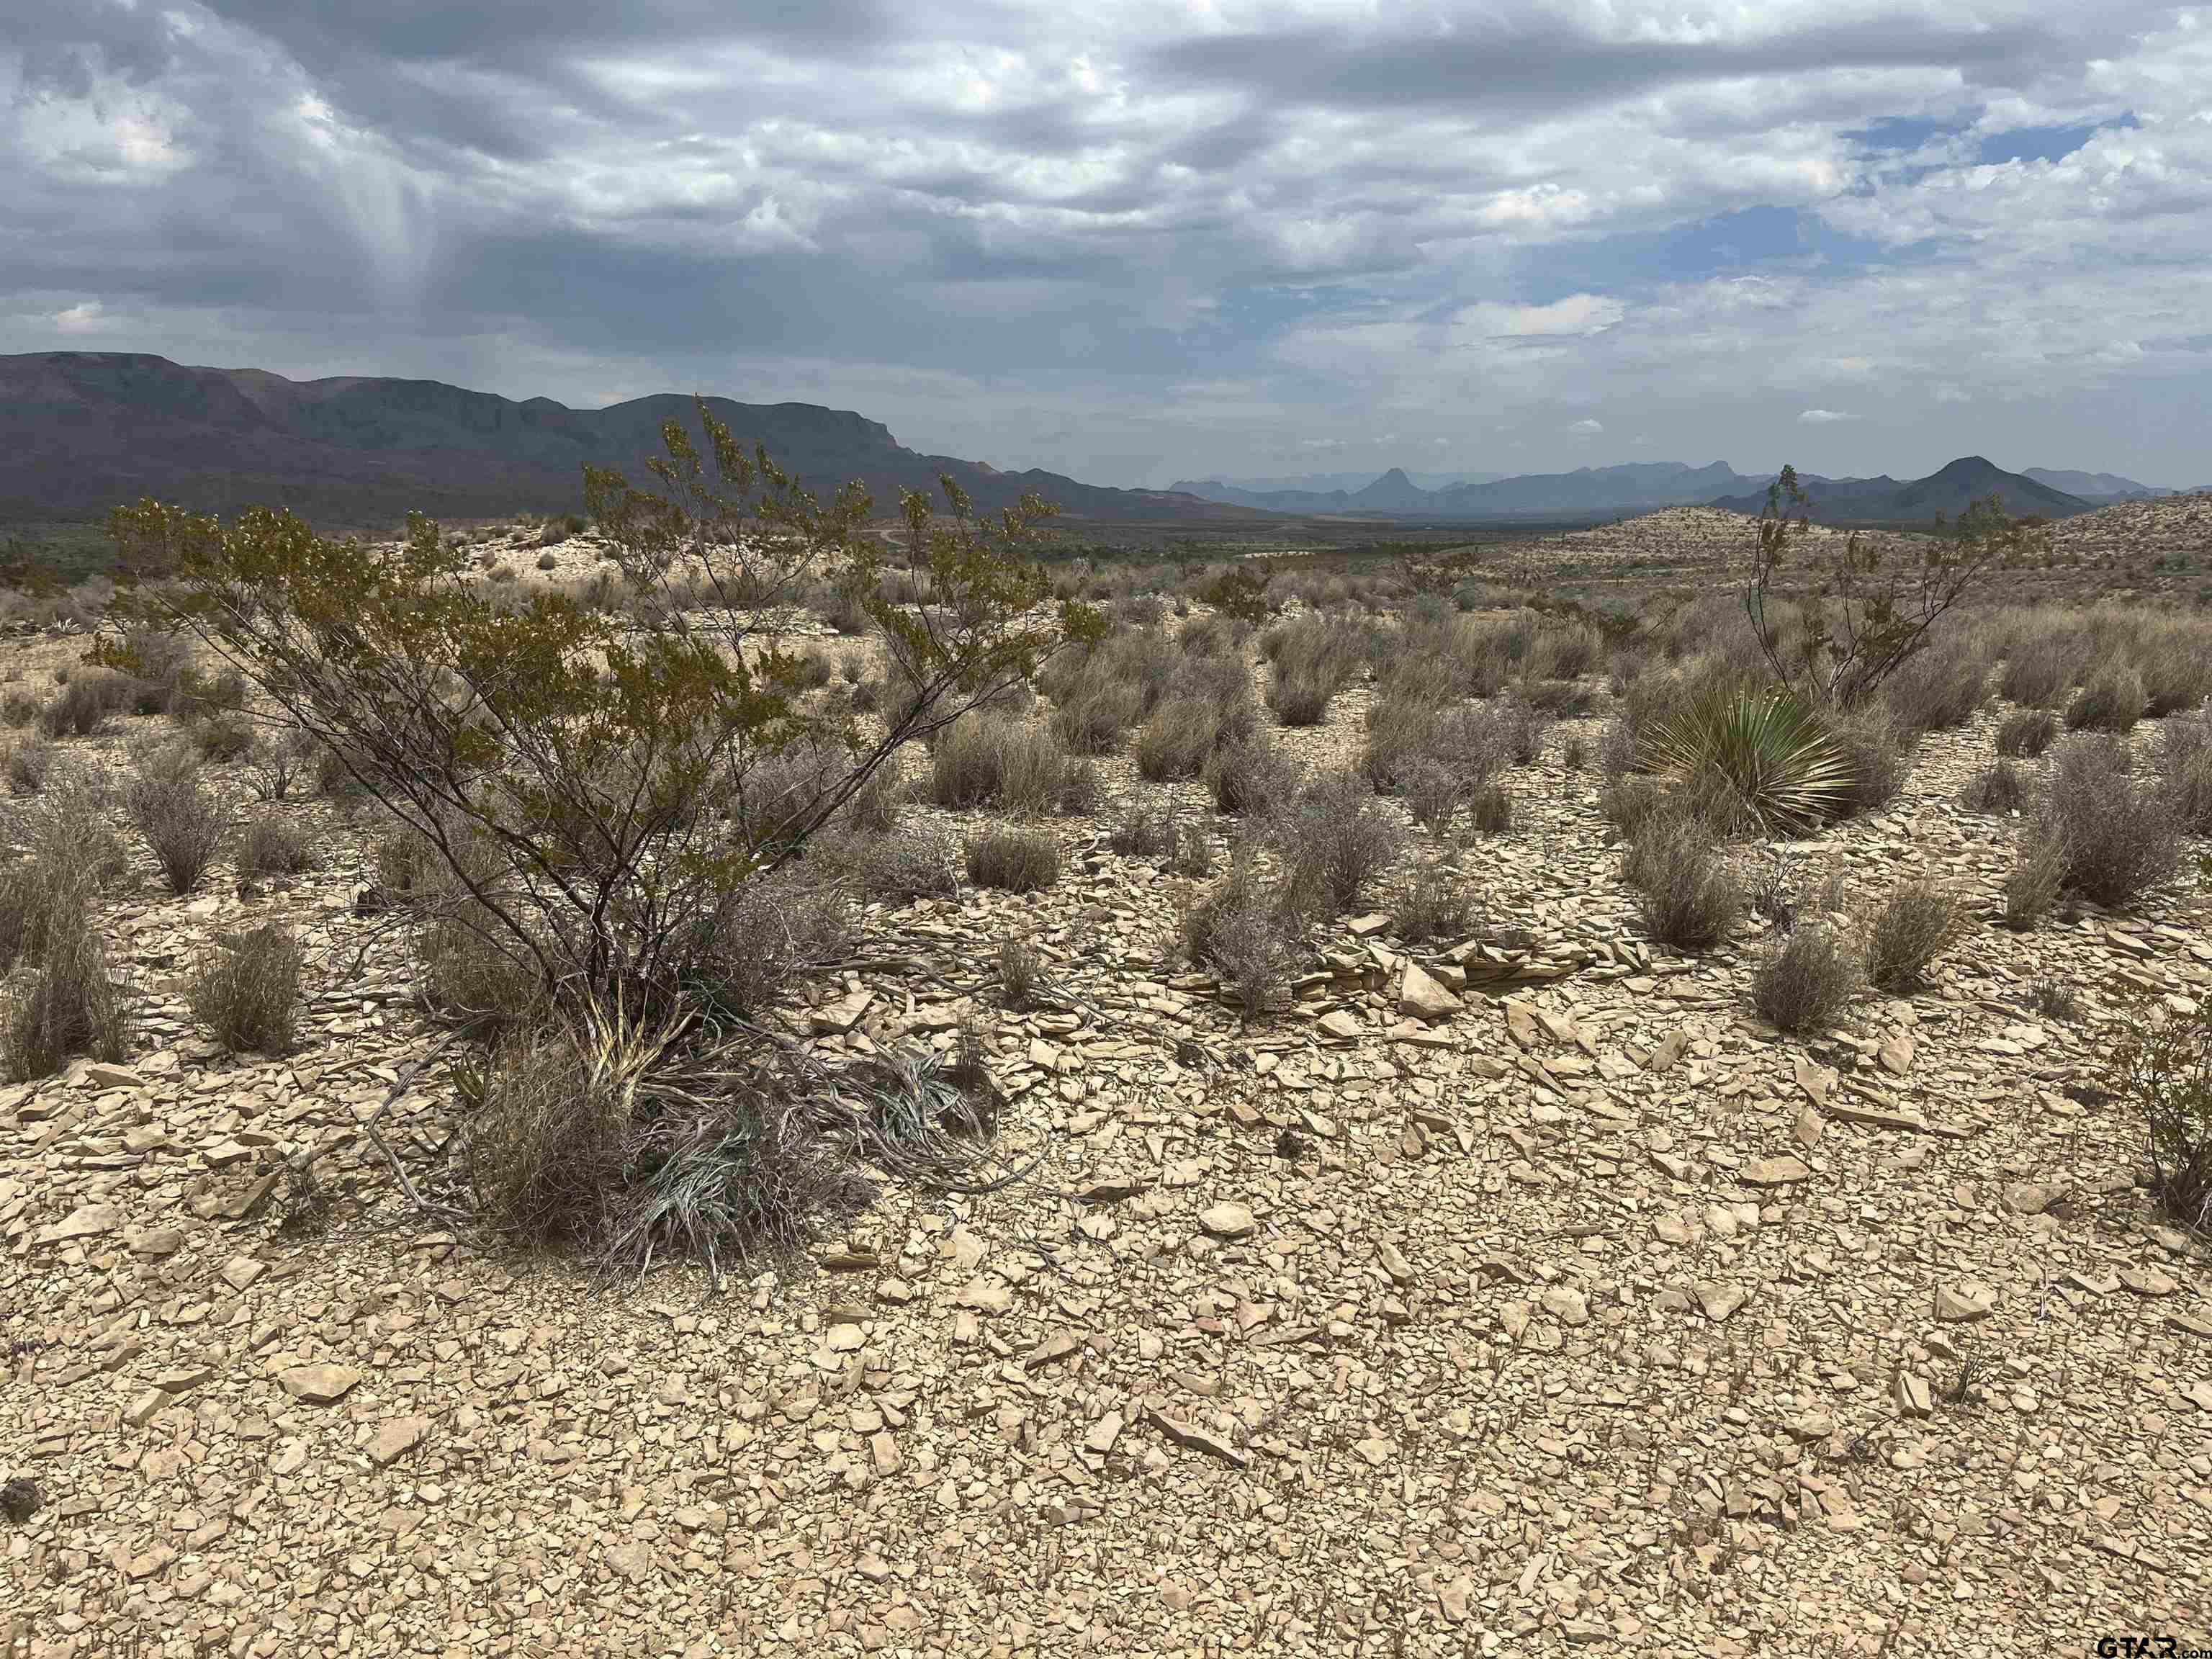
left=2104, top=994, right=2212, bottom=1231
left=963, top=826, right=1061, bottom=892
left=1862, top=878, right=1969, bottom=992
left=1622, top=814, right=1742, bottom=950
left=1752, top=920, right=1860, bottom=1034
left=1995, top=706, right=2058, bottom=758
left=189, top=924, right=305, bottom=1054
left=126, top=747, right=231, bottom=895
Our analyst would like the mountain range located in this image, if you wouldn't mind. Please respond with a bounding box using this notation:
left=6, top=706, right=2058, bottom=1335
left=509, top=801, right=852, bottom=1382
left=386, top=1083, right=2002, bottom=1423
left=0, top=352, right=2167, bottom=534
left=1173, top=460, right=1759, bottom=517
left=0, top=352, right=1254, bottom=529
left=1708, top=457, right=2092, bottom=523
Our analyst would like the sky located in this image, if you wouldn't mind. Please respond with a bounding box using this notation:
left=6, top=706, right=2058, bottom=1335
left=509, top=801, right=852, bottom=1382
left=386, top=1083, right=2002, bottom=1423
left=4, top=1, right=2208, bottom=490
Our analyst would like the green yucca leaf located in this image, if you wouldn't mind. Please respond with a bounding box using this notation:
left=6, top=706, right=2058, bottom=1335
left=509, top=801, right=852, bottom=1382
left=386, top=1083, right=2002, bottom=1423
left=1642, top=685, right=1856, bottom=836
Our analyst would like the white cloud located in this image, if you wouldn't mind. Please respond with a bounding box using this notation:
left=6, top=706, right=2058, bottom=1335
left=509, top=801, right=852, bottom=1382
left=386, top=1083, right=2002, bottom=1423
left=1799, top=408, right=1854, bottom=423
left=1566, top=418, right=1605, bottom=436
left=0, top=0, right=2206, bottom=483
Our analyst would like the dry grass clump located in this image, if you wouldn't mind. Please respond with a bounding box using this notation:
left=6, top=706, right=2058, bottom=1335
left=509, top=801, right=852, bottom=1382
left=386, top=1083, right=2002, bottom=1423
left=1205, top=729, right=1302, bottom=817
left=2105, top=996, right=2212, bottom=1232
left=1359, top=697, right=1518, bottom=819
left=1861, top=879, right=1969, bottom=992
left=823, top=825, right=960, bottom=902
left=37, top=672, right=132, bottom=739
left=1136, top=655, right=1259, bottom=782
left=738, top=744, right=845, bottom=848
left=237, top=818, right=320, bottom=882
left=2064, top=657, right=2145, bottom=732
left=1110, top=798, right=1213, bottom=875
left=1751, top=920, right=1860, bottom=1035
left=1960, top=760, right=2028, bottom=815
left=1621, top=815, right=1742, bottom=950
left=2157, top=716, right=2212, bottom=833
left=2043, top=735, right=2181, bottom=908
left=845, top=758, right=907, bottom=834
left=126, top=747, right=232, bottom=895
left=469, top=1016, right=993, bottom=1277
left=1182, top=851, right=1305, bottom=1016
left=418, top=906, right=546, bottom=1030
left=930, top=713, right=1081, bottom=814
left=683, top=873, right=853, bottom=1020
left=1262, top=614, right=1369, bottom=726
left=1994, top=706, right=2058, bottom=758
left=190, top=711, right=256, bottom=763
left=1, top=689, right=40, bottom=729
left=1281, top=768, right=1402, bottom=915
left=1, top=912, right=127, bottom=1081
left=1040, top=629, right=1177, bottom=754
left=1879, top=634, right=1989, bottom=733
left=2002, top=819, right=2069, bottom=930
left=5, top=737, right=53, bottom=796
left=1463, top=781, right=1515, bottom=835
left=963, top=826, right=1061, bottom=892
left=1840, top=707, right=1918, bottom=814
left=1995, top=626, right=2082, bottom=709
left=188, top=925, right=305, bottom=1055
left=2139, top=623, right=2212, bottom=716
left=1393, top=860, right=1480, bottom=944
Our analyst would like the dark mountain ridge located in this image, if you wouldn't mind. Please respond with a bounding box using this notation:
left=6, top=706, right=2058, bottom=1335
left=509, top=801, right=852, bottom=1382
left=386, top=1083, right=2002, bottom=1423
left=0, top=352, right=1255, bottom=529
left=1709, top=457, right=2090, bottom=523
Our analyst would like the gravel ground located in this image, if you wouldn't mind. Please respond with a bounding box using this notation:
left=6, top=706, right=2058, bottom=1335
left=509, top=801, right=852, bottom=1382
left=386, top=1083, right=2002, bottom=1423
left=4, top=541, right=2210, bottom=1658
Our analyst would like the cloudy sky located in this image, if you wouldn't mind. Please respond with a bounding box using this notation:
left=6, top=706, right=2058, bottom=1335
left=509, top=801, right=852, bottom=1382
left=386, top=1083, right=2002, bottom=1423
left=5, top=2, right=2208, bottom=488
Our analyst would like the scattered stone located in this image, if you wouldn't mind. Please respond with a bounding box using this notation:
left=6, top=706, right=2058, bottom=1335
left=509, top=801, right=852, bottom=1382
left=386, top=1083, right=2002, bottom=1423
left=1934, top=1282, right=1998, bottom=1323
left=1198, top=1202, right=1255, bottom=1238
left=1741, top=1155, right=1812, bottom=1187
left=369, top=1416, right=431, bottom=1466
left=279, top=1364, right=364, bottom=1405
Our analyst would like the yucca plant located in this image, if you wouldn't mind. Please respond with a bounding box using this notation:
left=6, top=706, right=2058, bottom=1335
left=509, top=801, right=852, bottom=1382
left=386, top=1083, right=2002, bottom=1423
left=1641, top=683, right=1855, bottom=836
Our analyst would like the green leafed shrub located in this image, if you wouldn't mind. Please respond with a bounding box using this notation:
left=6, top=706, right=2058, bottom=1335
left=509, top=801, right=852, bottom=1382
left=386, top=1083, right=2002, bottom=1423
left=1640, top=684, right=1852, bottom=837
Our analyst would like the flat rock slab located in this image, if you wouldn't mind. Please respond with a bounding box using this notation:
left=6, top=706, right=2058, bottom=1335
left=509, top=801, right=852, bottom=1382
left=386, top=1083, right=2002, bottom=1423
left=369, top=1416, right=431, bottom=1465
left=1741, top=1156, right=1812, bottom=1186
left=280, top=1364, right=364, bottom=1405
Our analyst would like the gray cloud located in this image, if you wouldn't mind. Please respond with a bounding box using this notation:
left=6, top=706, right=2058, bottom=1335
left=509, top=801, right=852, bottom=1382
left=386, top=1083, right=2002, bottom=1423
left=2, top=0, right=2205, bottom=487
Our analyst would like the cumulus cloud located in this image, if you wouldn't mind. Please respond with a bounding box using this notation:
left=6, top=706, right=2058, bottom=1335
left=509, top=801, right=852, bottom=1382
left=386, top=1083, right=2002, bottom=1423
left=1799, top=408, right=1855, bottom=423
left=1566, top=418, right=1605, bottom=436
left=0, top=0, right=2205, bottom=485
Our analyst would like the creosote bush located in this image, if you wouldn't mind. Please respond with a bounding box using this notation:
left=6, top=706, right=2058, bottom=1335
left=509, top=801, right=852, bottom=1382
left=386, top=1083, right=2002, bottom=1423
left=188, top=925, right=304, bottom=1055
left=1751, top=920, right=1860, bottom=1035
left=963, top=826, right=1060, bottom=892
left=1862, top=878, right=1969, bottom=993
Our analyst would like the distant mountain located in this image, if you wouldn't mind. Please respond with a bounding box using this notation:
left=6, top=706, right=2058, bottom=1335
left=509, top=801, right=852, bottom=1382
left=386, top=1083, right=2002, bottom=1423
left=1196, top=468, right=1501, bottom=496
left=1710, top=457, right=2091, bottom=523
left=1173, top=459, right=1760, bottom=519
left=2022, top=467, right=2175, bottom=500
left=1431, top=461, right=1754, bottom=517
left=0, top=352, right=1259, bottom=530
